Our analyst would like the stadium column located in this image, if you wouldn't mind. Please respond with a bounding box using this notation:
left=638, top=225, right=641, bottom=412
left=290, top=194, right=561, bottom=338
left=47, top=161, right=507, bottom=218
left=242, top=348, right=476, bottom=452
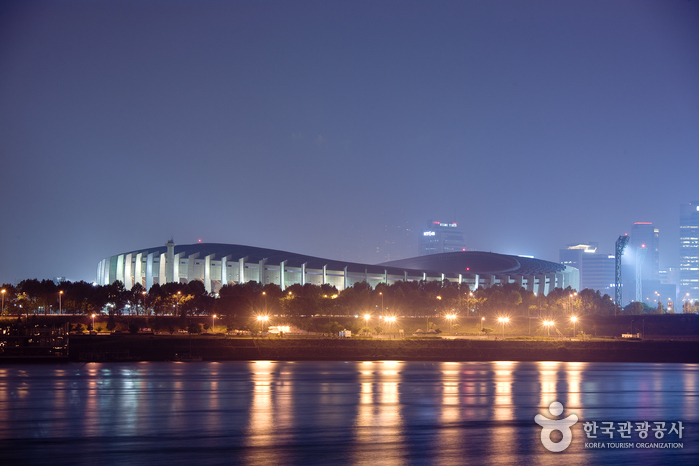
left=458, top=274, right=462, bottom=285
left=384, top=270, right=388, bottom=284
left=524, top=275, right=535, bottom=292
left=279, top=260, right=286, bottom=290
left=116, top=254, right=125, bottom=285
left=146, top=253, right=154, bottom=290
left=221, top=256, right=228, bottom=287
left=514, top=275, right=524, bottom=288
left=238, top=256, right=247, bottom=284
left=555, top=272, right=564, bottom=290
left=259, top=258, right=268, bottom=286
left=173, top=253, right=182, bottom=284
left=204, top=254, right=215, bottom=293
left=474, top=274, right=480, bottom=291
left=135, top=253, right=143, bottom=289
left=323, top=265, right=327, bottom=285
left=535, top=274, right=545, bottom=295
left=124, top=254, right=133, bottom=290
left=187, top=253, right=200, bottom=284
left=166, top=240, right=175, bottom=283
left=301, top=263, right=307, bottom=286
left=97, top=259, right=103, bottom=285
left=159, top=253, right=167, bottom=284
left=344, top=266, right=349, bottom=290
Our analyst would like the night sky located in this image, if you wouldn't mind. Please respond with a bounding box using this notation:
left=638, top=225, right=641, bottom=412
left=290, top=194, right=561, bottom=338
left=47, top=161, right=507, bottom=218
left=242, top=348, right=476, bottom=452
left=1, top=0, right=697, bottom=285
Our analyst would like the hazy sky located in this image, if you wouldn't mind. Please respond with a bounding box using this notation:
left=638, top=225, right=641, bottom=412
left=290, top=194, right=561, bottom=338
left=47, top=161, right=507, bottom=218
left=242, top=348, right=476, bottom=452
left=1, top=0, right=697, bottom=285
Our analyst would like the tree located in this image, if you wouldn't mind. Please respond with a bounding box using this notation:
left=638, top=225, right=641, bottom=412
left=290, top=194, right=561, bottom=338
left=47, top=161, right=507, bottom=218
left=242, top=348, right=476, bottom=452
left=624, top=302, right=644, bottom=315
left=481, top=327, right=493, bottom=337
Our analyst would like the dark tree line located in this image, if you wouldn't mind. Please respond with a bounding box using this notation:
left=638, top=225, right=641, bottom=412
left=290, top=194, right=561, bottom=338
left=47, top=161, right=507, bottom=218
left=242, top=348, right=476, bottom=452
left=4, top=276, right=675, bottom=320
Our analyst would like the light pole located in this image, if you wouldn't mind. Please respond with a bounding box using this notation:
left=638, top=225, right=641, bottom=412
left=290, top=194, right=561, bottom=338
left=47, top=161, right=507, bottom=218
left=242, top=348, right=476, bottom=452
left=262, top=291, right=267, bottom=314
left=386, top=316, right=396, bottom=338
left=1, top=289, right=5, bottom=315
left=655, top=292, right=662, bottom=314
left=364, top=314, right=370, bottom=333
left=379, top=292, right=384, bottom=316
left=571, top=316, right=578, bottom=338
left=91, top=313, right=96, bottom=335
left=544, top=320, right=552, bottom=337
left=176, top=291, right=181, bottom=316
left=568, top=292, right=577, bottom=315
left=142, top=291, right=147, bottom=315
left=446, top=314, right=455, bottom=334
left=480, top=316, right=485, bottom=332
left=256, top=315, right=269, bottom=333
left=59, top=290, right=63, bottom=315
left=497, top=317, right=509, bottom=338
left=212, top=314, right=216, bottom=334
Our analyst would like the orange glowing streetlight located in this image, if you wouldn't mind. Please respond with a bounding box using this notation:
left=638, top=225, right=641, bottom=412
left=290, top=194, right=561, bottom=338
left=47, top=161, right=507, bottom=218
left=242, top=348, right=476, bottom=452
left=446, top=314, right=456, bottom=333
left=212, top=314, right=217, bottom=333
left=91, top=313, right=96, bottom=334
left=497, top=317, right=509, bottom=338
left=59, top=290, right=63, bottom=315
left=543, top=320, right=553, bottom=337
left=570, top=316, right=578, bottom=338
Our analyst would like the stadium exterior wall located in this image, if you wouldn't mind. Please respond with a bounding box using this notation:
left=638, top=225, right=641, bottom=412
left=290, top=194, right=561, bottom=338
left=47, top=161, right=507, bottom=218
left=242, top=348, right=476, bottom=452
left=97, top=241, right=579, bottom=295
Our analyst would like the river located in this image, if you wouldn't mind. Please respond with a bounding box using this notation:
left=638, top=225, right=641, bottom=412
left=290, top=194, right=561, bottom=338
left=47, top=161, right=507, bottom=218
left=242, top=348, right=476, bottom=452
left=0, top=361, right=696, bottom=465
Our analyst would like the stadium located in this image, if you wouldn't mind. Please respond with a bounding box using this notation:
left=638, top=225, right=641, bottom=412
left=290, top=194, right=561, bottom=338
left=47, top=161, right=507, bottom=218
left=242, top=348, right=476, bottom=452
left=97, top=241, right=579, bottom=295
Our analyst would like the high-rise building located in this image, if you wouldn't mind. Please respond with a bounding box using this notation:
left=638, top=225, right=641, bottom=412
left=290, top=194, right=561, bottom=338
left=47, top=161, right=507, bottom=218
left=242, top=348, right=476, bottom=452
left=418, top=221, right=466, bottom=256
left=630, top=222, right=659, bottom=282
left=620, top=222, right=661, bottom=304
left=680, top=201, right=699, bottom=304
left=559, top=243, right=614, bottom=294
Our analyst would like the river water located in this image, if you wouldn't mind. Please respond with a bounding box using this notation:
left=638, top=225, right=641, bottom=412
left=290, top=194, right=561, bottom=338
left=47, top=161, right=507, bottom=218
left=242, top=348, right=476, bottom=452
left=0, top=361, right=696, bottom=465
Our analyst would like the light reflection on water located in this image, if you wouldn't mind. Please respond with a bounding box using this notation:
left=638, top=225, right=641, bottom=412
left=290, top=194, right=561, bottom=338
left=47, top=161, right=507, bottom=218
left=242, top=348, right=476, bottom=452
left=0, top=361, right=696, bottom=465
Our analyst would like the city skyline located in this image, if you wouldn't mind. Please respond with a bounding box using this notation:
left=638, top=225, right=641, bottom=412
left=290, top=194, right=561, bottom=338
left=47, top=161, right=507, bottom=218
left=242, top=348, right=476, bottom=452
left=1, top=1, right=697, bottom=285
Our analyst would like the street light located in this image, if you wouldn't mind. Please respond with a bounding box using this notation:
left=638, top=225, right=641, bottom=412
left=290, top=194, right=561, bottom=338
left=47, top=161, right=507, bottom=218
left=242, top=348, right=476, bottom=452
left=176, top=291, right=181, bottom=316
left=364, top=314, right=370, bottom=330
left=59, top=290, right=63, bottom=315
left=446, top=314, right=455, bottom=334
left=571, top=316, right=578, bottom=338
left=91, top=314, right=96, bottom=335
left=379, top=292, right=384, bottom=315
left=212, top=314, right=216, bottom=334
left=543, top=320, right=553, bottom=337
left=142, top=291, right=147, bottom=315
left=497, top=317, right=509, bottom=338
left=1, top=289, right=5, bottom=315
left=480, top=316, right=485, bottom=332
left=568, top=292, right=577, bottom=315
left=256, top=315, right=269, bottom=332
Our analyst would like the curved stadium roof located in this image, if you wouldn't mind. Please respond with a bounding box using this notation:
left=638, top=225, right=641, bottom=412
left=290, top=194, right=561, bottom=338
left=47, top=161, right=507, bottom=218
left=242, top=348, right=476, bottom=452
left=380, top=251, right=566, bottom=276
left=124, top=243, right=563, bottom=276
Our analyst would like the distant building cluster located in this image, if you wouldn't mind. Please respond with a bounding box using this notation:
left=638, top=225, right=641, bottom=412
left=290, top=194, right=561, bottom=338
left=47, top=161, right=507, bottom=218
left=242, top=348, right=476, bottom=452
left=98, top=241, right=578, bottom=296
left=418, top=221, right=466, bottom=256
left=559, top=200, right=699, bottom=309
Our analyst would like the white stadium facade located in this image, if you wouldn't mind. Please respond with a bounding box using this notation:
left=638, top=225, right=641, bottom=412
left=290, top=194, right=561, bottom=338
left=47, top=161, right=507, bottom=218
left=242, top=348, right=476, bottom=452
left=97, top=240, right=579, bottom=295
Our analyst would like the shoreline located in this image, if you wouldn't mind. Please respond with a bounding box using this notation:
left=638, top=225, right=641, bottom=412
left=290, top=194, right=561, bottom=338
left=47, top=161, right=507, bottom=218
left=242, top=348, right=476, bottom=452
left=57, top=336, right=699, bottom=364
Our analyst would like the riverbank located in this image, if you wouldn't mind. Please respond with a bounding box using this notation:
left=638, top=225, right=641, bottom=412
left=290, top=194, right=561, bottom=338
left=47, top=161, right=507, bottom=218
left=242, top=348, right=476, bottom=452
left=68, top=335, right=699, bottom=363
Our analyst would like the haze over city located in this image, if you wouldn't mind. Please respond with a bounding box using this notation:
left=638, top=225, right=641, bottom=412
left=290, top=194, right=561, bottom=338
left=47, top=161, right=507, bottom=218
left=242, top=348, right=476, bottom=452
left=1, top=0, right=697, bottom=285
